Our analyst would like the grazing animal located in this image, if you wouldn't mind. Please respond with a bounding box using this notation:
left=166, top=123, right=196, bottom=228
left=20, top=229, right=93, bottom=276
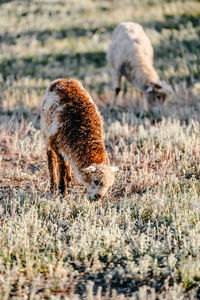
left=41, top=78, right=117, bottom=201
left=107, top=22, right=172, bottom=107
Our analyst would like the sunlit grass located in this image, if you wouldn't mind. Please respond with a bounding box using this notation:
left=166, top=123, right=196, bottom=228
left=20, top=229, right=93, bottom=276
left=0, top=0, right=200, bottom=298
left=1, top=0, right=200, bottom=106
left=0, top=112, right=199, bottom=298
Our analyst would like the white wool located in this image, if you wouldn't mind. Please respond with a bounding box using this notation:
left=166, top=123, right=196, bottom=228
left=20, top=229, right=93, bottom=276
left=42, top=90, right=59, bottom=112
left=107, top=22, right=159, bottom=88
left=107, top=22, right=169, bottom=106
left=41, top=90, right=61, bottom=143
left=49, top=117, right=59, bottom=136
left=88, top=96, right=94, bottom=104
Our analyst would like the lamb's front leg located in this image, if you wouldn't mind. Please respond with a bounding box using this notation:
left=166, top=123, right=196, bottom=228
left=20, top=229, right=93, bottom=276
left=64, top=161, right=72, bottom=187
left=47, top=147, right=58, bottom=193
left=57, top=154, right=72, bottom=196
left=110, top=71, right=122, bottom=108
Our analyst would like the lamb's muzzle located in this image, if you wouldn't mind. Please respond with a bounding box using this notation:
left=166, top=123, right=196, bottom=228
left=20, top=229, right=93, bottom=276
left=41, top=78, right=118, bottom=200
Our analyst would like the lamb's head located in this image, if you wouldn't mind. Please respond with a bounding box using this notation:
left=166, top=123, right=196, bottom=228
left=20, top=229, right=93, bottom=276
left=144, top=81, right=173, bottom=105
left=81, top=163, right=118, bottom=201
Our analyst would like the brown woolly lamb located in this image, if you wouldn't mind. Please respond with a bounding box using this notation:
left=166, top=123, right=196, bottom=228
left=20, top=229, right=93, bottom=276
left=107, top=22, right=172, bottom=107
left=41, top=78, right=117, bottom=201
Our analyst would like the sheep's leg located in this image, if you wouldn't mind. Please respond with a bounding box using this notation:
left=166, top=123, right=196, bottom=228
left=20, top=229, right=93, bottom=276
left=57, top=154, right=72, bottom=196
left=64, top=162, right=72, bottom=187
left=110, top=72, right=122, bottom=108
left=47, top=148, right=58, bottom=193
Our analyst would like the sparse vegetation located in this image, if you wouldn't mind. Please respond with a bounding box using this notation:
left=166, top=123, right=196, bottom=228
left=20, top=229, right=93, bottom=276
left=0, top=0, right=200, bottom=299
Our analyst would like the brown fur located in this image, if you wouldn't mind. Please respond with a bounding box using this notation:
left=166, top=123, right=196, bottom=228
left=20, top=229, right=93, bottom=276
left=41, top=78, right=117, bottom=200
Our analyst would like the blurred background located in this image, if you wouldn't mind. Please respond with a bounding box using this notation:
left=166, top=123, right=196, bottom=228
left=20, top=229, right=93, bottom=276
left=0, top=0, right=200, bottom=114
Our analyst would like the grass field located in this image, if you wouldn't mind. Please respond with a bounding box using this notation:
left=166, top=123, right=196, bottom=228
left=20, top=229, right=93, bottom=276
left=0, top=0, right=200, bottom=299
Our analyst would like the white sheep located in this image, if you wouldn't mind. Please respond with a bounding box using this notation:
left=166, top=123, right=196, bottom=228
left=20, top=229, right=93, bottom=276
left=107, top=22, right=172, bottom=108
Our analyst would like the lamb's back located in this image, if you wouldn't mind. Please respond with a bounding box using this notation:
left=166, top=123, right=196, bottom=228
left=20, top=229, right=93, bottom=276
left=41, top=78, right=106, bottom=168
left=107, top=22, right=153, bottom=69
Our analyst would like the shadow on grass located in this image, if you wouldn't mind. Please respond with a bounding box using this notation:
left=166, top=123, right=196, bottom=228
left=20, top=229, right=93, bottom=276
left=1, top=33, right=200, bottom=85
left=154, top=38, right=200, bottom=58
left=153, top=37, right=200, bottom=84
left=0, top=51, right=106, bottom=81
left=1, top=24, right=116, bottom=45
left=144, top=12, right=200, bottom=32
left=1, top=11, right=200, bottom=86
left=74, top=269, right=167, bottom=298
left=142, top=12, right=200, bottom=84
left=0, top=0, right=13, bottom=4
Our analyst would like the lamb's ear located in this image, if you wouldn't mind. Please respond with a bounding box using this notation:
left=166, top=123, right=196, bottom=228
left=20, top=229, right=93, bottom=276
left=145, top=83, right=154, bottom=93
left=153, top=83, right=162, bottom=90
left=111, top=166, right=119, bottom=172
left=82, top=165, right=96, bottom=173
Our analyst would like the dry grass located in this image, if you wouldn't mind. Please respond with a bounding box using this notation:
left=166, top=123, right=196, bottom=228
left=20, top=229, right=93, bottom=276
left=0, top=105, right=200, bottom=299
left=0, top=0, right=200, bottom=299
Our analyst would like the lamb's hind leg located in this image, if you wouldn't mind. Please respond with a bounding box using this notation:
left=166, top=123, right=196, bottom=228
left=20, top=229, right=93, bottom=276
left=57, top=154, right=72, bottom=196
left=47, top=148, right=58, bottom=193
left=65, top=162, right=72, bottom=187
left=110, top=71, right=122, bottom=108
